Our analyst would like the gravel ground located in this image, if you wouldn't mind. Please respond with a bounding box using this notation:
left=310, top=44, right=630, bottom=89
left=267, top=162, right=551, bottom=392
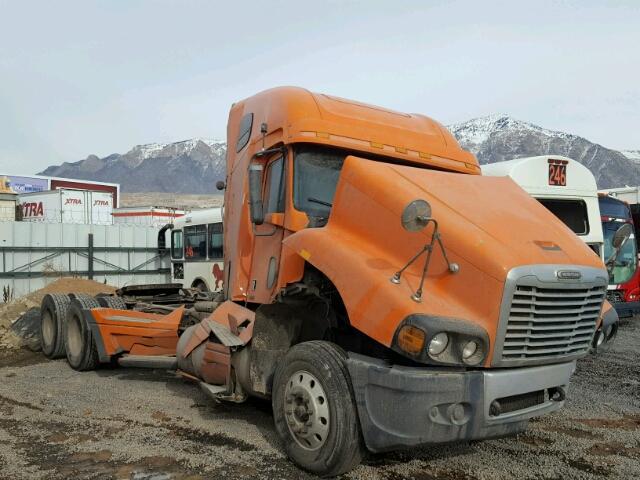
left=0, top=319, right=638, bottom=480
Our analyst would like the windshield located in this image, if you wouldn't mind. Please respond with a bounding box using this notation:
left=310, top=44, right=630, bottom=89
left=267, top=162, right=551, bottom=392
left=599, top=196, right=631, bottom=219
left=293, top=146, right=345, bottom=219
left=603, top=221, right=638, bottom=284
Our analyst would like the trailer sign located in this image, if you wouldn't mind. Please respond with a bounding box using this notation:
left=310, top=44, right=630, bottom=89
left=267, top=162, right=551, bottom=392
left=548, top=159, right=568, bottom=186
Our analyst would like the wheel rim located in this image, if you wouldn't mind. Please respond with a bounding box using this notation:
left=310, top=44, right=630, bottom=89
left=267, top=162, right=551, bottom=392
left=284, top=370, right=330, bottom=451
left=41, top=310, right=55, bottom=346
left=67, top=315, right=83, bottom=360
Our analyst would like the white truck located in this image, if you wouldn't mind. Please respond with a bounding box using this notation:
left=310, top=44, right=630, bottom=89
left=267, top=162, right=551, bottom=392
left=18, top=188, right=114, bottom=225
left=113, top=206, right=186, bottom=227
left=482, top=155, right=604, bottom=258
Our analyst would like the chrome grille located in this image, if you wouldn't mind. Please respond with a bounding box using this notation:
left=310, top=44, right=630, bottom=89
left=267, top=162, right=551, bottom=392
left=501, top=284, right=605, bottom=361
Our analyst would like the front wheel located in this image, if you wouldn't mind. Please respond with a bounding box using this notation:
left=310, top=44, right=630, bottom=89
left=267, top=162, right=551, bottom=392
left=272, top=341, right=365, bottom=477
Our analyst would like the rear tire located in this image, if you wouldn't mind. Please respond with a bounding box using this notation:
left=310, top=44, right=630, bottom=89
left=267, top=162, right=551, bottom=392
left=96, top=295, right=127, bottom=310
left=64, top=295, right=100, bottom=371
left=40, top=294, right=71, bottom=359
left=272, top=341, right=365, bottom=477
left=192, top=280, right=209, bottom=292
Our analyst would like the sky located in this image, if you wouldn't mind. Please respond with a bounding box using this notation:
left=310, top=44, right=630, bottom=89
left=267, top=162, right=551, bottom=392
left=0, top=0, right=639, bottom=173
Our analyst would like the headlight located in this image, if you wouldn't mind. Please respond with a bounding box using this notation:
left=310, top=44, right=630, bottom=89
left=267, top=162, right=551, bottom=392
left=462, top=340, right=478, bottom=360
left=428, top=332, right=449, bottom=356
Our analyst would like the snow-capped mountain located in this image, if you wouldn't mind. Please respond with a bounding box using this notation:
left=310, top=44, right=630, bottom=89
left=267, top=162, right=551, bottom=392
left=39, top=118, right=639, bottom=193
left=448, top=115, right=640, bottom=189
left=39, top=138, right=227, bottom=193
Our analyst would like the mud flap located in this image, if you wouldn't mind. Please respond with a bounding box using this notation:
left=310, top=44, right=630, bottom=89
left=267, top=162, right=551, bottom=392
left=248, top=304, right=303, bottom=396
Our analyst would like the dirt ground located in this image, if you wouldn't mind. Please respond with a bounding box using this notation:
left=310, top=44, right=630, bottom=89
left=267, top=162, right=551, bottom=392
left=120, top=193, right=223, bottom=210
left=0, top=314, right=638, bottom=479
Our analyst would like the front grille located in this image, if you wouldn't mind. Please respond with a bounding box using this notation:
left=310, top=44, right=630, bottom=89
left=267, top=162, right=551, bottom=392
left=606, top=289, right=624, bottom=303
left=501, top=284, right=605, bottom=362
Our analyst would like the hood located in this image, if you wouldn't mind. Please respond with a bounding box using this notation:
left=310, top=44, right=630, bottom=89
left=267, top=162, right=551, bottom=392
left=283, top=155, right=605, bottom=351
left=336, top=156, right=603, bottom=282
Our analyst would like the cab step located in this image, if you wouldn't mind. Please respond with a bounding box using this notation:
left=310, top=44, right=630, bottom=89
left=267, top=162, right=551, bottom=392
left=117, top=355, right=178, bottom=370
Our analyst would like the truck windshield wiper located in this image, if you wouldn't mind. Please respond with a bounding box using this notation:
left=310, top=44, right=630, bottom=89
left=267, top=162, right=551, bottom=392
left=307, top=197, right=333, bottom=208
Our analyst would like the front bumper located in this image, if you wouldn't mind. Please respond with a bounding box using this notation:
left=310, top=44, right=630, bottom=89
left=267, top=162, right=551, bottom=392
left=346, top=353, right=575, bottom=452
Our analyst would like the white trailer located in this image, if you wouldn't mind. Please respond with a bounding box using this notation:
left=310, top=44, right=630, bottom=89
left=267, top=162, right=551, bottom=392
left=482, top=155, right=604, bottom=258
left=601, top=186, right=640, bottom=204
left=112, top=206, right=185, bottom=227
left=18, top=189, right=114, bottom=225
left=0, top=192, right=17, bottom=221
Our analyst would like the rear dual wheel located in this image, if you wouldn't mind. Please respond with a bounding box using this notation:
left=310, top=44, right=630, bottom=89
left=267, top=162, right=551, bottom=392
left=272, top=341, right=365, bottom=477
left=96, top=295, right=127, bottom=310
left=64, top=295, right=100, bottom=371
left=40, top=294, right=71, bottom=359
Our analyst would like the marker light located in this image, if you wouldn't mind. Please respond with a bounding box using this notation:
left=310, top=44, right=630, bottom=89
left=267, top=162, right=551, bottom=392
left=397, top=325, right=426, bottom=355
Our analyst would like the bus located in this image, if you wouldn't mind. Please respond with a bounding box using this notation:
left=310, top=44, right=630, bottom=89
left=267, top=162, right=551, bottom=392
left=598, top=194, right=640, bottom=316
left=169, top=207, right=224, bottom=292
left=482, top=155, right=604, bottom=258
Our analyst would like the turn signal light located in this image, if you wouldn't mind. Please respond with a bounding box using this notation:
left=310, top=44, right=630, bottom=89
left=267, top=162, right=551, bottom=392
left=397, top=325, right=426, bottom=355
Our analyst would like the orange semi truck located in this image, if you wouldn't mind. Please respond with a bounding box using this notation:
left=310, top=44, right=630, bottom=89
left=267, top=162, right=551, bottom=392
left=41, top=87, right=614, bottom=476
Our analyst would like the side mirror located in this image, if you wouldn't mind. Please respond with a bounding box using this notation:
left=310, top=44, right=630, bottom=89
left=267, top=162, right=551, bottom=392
left=216, top=180, right=226, bottom=191
left=606, top=223, right=633, bottom=268
left=248, top=163, right=264, bottom=225
left=612, top=223, right=633, bottom=250
left=401, top=199, right=432, bottom=232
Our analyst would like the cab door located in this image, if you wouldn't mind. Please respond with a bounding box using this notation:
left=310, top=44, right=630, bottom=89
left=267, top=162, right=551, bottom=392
left=247, top=152, right=286, bottom=303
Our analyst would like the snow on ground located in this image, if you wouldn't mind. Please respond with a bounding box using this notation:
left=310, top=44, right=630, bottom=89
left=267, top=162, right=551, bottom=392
left=447, top=114, right=572, bottom=146
left=621, top=150, right=640, bottom=163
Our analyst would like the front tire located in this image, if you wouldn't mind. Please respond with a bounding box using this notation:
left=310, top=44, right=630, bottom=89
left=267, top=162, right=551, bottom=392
left=272, top=341, right=364, bottom=477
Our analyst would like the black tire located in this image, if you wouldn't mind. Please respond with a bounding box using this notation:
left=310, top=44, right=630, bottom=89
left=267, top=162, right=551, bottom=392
left=40, top=293, right=71, bottom=359
left=64, top=295, right=101, bottom=371
left=272, top=341, right=365, bottom=477
left=192, top=280, right=209, bottom=292
left=96, top=295, right=127, bottom=310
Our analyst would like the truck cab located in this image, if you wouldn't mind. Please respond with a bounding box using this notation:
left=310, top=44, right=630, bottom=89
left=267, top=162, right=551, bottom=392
left=598, top=194, right=640, bottom=316
left=219, top=87, right=607, bottom=474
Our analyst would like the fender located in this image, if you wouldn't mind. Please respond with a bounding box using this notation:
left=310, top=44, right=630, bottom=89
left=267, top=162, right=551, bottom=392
left=282, top=226, right=479, bottom=348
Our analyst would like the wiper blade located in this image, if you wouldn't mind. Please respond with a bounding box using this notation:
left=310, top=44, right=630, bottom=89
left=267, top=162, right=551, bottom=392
left=307, top=197, right=333, bottom=208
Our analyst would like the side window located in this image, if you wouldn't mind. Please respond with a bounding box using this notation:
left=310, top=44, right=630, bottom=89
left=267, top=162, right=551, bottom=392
left=184, top=225, right=207, bottom=261
left=208, top=223, right=223, bottom=259
left=171, top=230, right=183, bottom=259
left=265, top=156, right=285, bottom=214
left=236, top=113, right=253, bottom=152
